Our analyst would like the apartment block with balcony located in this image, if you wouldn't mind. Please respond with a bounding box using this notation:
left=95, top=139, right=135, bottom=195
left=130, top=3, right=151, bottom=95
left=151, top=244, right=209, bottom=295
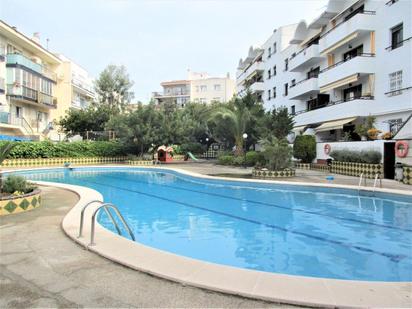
left=0, top=20, right=61, bottom=139
left=153, top=71, right=235, bottom=107
left=52, top=54, right=95, bottom=121
left=236, top=0, right=412, bottom=144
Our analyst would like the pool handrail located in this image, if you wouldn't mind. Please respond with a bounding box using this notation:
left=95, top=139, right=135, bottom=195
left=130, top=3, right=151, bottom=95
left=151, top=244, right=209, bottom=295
left=78, top=200, right=104, bottom=238
left=89, top=203, right=136, bottom=246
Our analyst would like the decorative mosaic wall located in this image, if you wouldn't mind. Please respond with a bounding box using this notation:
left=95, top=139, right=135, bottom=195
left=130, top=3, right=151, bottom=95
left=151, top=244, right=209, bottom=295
left=1, top=157, right=128, bottom=167
left=295, top=163, right=330, bottom=171
left=403, top=166, right=412, bottom=185
left=252, top=169, right=295, bottom=179
left=331, top=161, right=382, bottom=179
left=295, top=163, right=310, bottom=169
left=0, top=190, right=41, bottom=216
left=127, top=160, right=154, bottom=166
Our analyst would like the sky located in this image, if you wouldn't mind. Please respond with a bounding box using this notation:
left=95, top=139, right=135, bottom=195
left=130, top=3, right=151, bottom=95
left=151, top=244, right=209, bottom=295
left=0, top=0, right=328, bottom=102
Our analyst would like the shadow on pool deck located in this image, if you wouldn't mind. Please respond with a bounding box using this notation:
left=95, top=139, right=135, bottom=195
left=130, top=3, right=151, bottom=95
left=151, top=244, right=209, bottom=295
left=0, top=185, right=291, bottom=308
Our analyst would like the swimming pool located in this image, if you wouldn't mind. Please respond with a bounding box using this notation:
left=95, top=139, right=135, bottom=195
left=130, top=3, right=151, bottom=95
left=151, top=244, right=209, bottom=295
left=15, top=167, right=412, bottom=282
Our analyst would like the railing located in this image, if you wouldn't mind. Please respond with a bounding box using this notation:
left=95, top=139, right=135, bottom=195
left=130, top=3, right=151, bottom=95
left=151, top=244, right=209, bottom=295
left=294, top=95, right=374, bottom=115
left=289, top=76, right=318, bottom=88
left=320, top=53, right=375, bottom=73
left=0, top=112, right=34, bottom=134
left=385, top=37, right=412, bottom=51
left=319, top=11, right=376, bottom=40
left=72, top=77, right=94, bottom=95
left=39, top=92, right=57, bottom=107
left=78, top=200, right=135, bottom=246
left=384, top=86, right=412, bottom=96
left=6, top=53, right=57, bottom=82
left=7, top=84, right=38, bottom=102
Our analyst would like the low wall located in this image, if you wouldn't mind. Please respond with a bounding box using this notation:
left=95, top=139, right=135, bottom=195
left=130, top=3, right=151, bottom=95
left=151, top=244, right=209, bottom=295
left=403, top=166, right=412, bottom=185
left=331, top=161, right=382, bottom=179
left=252, top=169, right=295, bottom=178
left=0, top=189, right=41, bottom=216
left=1, top=157, right=128, bottom=167
left=128, top=160, right=153, bottom=166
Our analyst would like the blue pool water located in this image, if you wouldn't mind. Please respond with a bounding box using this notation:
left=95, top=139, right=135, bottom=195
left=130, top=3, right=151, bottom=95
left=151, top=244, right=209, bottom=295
left=14, top=167, right=412, bottom=282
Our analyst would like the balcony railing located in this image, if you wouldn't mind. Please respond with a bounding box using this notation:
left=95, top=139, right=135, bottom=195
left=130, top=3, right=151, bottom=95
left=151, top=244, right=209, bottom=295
left=7, top=84, right=56, bottom=107
left=6, top=53, right=57, bottom=83
left=385, top=0, right=399, bottom=5
left=0, top=112, right=34, bottom=134
left=294, top=95, right=374, bottom=115
left=385, top=37, right=412, bottom=51
left=39, top=92, right=57, bottom=107
left=384, top=86, right=412, bottom=96
left=320, top=53, right=375, bottom=74
left=290, top=76, right=318, bottom=88
left=319, top=11, right=376, bottom=40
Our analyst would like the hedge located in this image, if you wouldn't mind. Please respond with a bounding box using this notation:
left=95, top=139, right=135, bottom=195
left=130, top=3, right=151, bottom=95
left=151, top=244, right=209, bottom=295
left=329, top=149, right=382, bottom=164
left=0, top=141, right=128, bottom=159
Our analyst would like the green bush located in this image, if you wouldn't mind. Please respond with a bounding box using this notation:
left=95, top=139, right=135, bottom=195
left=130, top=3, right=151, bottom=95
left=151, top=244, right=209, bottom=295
left=232, top=156, right=245, bottom=166
left=245, top=151, right=264, bottom=167
left=293, top=135, right=316, bottom=163
left=180, top=143, right=205, bottom=155
left=218, top=155, right=234, bottom=165
left=262, top=137, right=292, bottom=170
left=0, top=141, right=127, bottom=159
left=3, top=175, right=36, bottom=194
left=330, top=149, right=382, bottom=164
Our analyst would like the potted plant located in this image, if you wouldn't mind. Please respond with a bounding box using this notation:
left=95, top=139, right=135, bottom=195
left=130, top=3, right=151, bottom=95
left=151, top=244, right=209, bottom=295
left=355, top=115, right=377, bottom=141
left=367, top=128, right=382, bottom=140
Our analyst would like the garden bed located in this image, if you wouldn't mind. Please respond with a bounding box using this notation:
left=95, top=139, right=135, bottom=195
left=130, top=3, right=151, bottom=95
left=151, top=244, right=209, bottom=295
left=0, top=189, right=41, bottom=216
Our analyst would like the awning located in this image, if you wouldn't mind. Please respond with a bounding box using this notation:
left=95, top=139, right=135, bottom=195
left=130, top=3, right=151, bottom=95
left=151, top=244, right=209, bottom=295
left=320, top=73, right=359, bottom=93
left=293, top=125, right=306, bottom=133
left=320, top=32, right=358, bottom=55
left=315, top=117, right=357, bottom=132
left=300, top=29, right=322, bottom=47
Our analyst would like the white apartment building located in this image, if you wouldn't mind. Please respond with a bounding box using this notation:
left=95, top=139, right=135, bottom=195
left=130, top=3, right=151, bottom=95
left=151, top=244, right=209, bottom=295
left=237, top=0, right=412, bottom=144
left=153, top=71, right=235, bottom=107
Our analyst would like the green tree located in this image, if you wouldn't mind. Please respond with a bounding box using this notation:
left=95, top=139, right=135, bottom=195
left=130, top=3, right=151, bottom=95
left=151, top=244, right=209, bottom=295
left=293, top=135, right=316, bottom=163
left=94, top=65, right=134, bottom=114
left=0, top=142, right=16, bottom=193
left=261, top=136, right=292, bottom=170
left=58, top=106, right=111, bottom=137
left=266, top=107, right=295, bottom=139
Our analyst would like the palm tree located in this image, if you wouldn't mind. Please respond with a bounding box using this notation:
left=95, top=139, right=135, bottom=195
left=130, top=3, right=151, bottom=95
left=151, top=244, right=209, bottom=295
left=210, top=105, right=251, bottom=156
left=0, top=142, right=16, bottom=193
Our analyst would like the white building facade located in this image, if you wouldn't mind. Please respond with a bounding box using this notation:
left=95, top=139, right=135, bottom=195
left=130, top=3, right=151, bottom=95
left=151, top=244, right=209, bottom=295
left=237, top=0, right=412, bottom=144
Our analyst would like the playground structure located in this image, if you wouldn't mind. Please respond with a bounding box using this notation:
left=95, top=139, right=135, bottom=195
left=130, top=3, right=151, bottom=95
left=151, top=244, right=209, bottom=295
left=157, top=146, right=174, bottom=162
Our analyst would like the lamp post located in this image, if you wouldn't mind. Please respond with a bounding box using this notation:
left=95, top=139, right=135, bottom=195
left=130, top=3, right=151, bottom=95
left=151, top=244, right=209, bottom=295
left=205, top=137, right=209, bottom=159
left=242, top=133, right=248, bottom=168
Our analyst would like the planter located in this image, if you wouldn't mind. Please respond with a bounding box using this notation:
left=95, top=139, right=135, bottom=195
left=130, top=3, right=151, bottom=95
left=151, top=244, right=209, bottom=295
left=0, top=189, right=41, bottom=216
left=127, top=160, right=154, bottom=166
left=294, top=163, right=310, bottom=170
left=403, top=166, right=412, bottom=185
left=0, top=157, right=128, bottom=167
left=331, top=161, right=382, bottom=179
left=252, top=168, right=295, bottom=179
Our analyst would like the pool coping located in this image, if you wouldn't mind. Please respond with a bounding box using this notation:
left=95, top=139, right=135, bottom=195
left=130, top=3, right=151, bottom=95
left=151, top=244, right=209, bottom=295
left=6, top=166, right=412, bottom=308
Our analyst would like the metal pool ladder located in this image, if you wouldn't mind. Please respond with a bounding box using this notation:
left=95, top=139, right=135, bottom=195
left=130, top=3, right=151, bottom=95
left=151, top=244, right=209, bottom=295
left=358, top=173, right=367, bottom=191
left=373, top=173, right=382, bottom=192
left=78, top=200, right=135, bottom=246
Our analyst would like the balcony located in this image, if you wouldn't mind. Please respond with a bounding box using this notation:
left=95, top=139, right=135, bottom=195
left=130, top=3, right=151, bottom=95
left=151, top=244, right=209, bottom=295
left=72, top=77, right=95, bottom=98
left=289, top=45, right=323, bottom=72
left=239, top=61, right=264, bottom=82
left=294, top=96, right=374, bottom=126
left=0, top=77, right=4, bottom=93
left=318, top=54, right=375, bottom=90
left=7, top=84, right=57, bottom=108
left=319, top=12, right=376, bottom=54
left=0, top=112, right=34, bottom=135
left=289, top=77, right=319, bottom=100
left=249, top=81, right=264, bottom=93
left=6, top=53, right=57, bottom=83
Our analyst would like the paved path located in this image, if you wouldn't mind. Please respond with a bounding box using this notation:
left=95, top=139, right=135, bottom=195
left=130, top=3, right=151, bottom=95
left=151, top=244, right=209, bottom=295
left=0, top=186, right=286, bottom=308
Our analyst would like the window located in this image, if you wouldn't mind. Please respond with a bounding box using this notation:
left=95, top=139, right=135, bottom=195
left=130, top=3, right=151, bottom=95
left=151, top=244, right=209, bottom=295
left=391, top=23, right=403, bottom=50
left=200, top=85, right=207, bottom=92
left=268, top=47, right=271, bottom=58
left=267, top=89, right=271, bottom=100
left=343, top=45, right=363, bottom=61
left=273, top=87, right=276, bottom=98
left=291, top=79, right=296, bottom=87
left=307, top=67, right=320, bottom=79
left=273, top=65, right=277, bottom=76
left=15, top=106, right=22, bottom=118
left=291, top=105, right=295, bottom=115
left=344, top=4, right=364, bottom=22
left=343, top=84, right=362, bottom=101
left=388, top=118, right=402, bottom=134
left=284, top=83, right=288, bottom=96
left=267, top=69, right=271, bottom=79
left=273, top=42, right=277, bottom=54
left=284, top=58, right=288, bottom=71
left=214, top=84, right=221, bottom=91
left=389, top=70, right=403, bottom=95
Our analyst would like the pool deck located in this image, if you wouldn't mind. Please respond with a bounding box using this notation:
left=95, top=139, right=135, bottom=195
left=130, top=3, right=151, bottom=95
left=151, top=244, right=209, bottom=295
left=1, top=163, right=411, bottom=308
left=0, top=185, right=282, bottom=308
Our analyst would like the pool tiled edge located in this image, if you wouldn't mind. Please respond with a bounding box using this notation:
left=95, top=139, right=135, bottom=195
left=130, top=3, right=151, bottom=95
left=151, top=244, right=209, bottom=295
left=14, top=168, right=412, bottom=308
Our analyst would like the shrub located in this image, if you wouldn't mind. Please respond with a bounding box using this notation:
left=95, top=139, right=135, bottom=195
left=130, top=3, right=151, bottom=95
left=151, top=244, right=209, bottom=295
left=293, top=135, right=316, bottom=163
left=232, top=156, right=245, bottom=166
left=0, top=141, right=127, bottom=159
left=218, top=155, right=234, bottom=165
left=262, top=137, right=292, bottom=170
left=3, top=175, right=36, bottom=195
left=245, top=151, right=265, bottom=167
left=180, top=143, right=205, bottom=155
left=329, top=149, right=382, bottom=164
